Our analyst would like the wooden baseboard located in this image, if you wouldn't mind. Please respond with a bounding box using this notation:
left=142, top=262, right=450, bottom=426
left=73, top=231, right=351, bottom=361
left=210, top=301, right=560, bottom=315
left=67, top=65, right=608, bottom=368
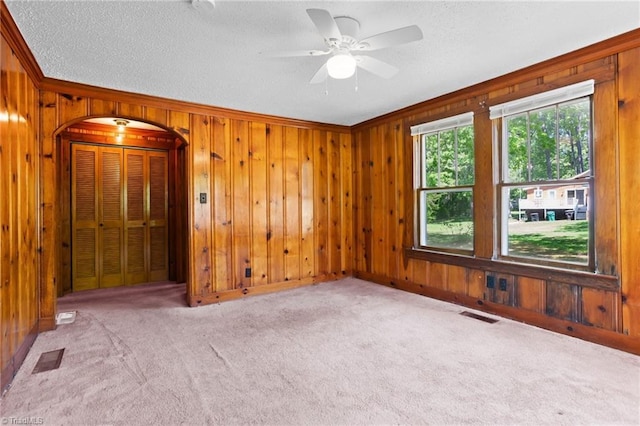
left=355, top=271, right=640, bottom=356
left=188, top=273, right=346, bottom=307
left=1, top=322, right=38, bottom=395
left=38, top=316, right=56, bottom=332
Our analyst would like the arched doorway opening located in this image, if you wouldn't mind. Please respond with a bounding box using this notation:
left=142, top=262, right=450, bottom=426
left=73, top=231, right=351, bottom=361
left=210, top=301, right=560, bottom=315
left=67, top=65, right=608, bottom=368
left=53, top=116, right=188, bottom=298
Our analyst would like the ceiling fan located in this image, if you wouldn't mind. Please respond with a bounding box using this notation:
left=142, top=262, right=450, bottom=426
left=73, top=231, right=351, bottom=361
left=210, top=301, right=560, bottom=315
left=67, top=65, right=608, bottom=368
left=273, top=9, right=423, bottom=84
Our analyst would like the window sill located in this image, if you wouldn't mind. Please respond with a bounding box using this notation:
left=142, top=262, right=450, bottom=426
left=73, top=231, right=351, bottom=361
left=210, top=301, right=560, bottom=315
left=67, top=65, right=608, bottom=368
left=405, top=247, right=619, bottom=291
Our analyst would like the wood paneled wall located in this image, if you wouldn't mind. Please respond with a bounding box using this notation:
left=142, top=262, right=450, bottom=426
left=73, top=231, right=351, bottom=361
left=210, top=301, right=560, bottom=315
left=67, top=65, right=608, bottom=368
left=188, top=116, right=353, bottom=304
left=353, top=35, right=640, bottom=352
left=0, top=32, right=40, bottom=392
left=2, top=0, right=639, bottom=395
left=38, top=91, right=352, bottom=317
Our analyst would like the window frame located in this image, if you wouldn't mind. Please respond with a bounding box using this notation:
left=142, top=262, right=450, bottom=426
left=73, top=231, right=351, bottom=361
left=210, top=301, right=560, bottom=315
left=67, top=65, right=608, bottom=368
left=411, top=112, right=475, bottom=255
left=492, top=81, right=595, bottom=270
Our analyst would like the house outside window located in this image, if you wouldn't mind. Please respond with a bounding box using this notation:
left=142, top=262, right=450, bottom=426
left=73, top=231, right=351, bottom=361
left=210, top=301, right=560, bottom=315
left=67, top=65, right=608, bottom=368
left=491, top=80, right=594, bottom=266
left=411, top=112, right=474, bottom=253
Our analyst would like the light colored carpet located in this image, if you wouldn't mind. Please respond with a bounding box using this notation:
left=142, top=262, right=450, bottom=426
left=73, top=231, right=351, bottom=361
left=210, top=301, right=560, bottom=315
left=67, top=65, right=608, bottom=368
left=1, top=278, right=639, bottom=425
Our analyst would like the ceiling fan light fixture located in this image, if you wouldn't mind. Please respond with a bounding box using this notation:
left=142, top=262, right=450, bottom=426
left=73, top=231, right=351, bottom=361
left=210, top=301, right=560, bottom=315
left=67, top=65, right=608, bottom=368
left=327, top=53, right=356, bottom=79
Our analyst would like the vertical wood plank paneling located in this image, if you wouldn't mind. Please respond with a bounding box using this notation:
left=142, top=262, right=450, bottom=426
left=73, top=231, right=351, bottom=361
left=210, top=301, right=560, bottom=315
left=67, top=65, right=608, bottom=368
left=231, top=119, right=251, bottom=288
left=473, top=109, right=494, bottom=259
left=189, top=115, right=212, bottom=296
left=168, top=111, right=190, bottom=144
left=313, top=129, right=328, bottom=276
left=593, top=79, right=619, bottom=276
left=58, top=94, right=88, bottom=124
left=250, top=122, right=268, bottom=286
left=396, top=122, right=413, bottom=283
left=117, top=103, right=143, bottom=119
left=144, top=106, right=167, bottom=126
left=39, top=90, right=58, bottom=329
left=300, top=128, right=315, bottom=278
left=16, top=50, right=27, bottom=347
left=10, top=50, right=19, bottom=362
left=267, top=124, right=285, bottom=283
left=370, top=125, right=385, bottom=277
left=1, top=37, right=40, bottom=390
left=59, top=139, right=71, bottom=295
left=327, top=132, right=341, bottom=276
left=618, top=47, right=640, bottom=337
left=447, top=265, right=467, bottom=294
left=353, top=130, right=365, bottom=273
left=516, top=276, right=545, bottom=313
left=467, top=269, right=485, bottom=299
left=26, top=58, right=39, bottom=331
left=545, top=282, right=579, bottom=322
left=340, top=132, right=353, bottom=275
left=412, top=259, right=428, bottom=286
left=0, top=44, right=6, bottom=374
left=581, top=287, right=617, bottom=331
left=362, top=129, right=373, bottom=274
left=90, top=99, right=116, bottom=116
left=1, top=45, right=15, bottom=370
left=284, top=127, right=301, bottom=281
left=385, top=122, right=399, bottom=280
left=212, top=117, right=232, bottom=292
left=429, top=262, right=446, bottom=290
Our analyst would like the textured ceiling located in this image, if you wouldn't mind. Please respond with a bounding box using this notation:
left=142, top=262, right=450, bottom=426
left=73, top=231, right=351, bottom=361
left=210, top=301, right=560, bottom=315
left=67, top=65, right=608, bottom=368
left=6, top=0, right=640, bottom=126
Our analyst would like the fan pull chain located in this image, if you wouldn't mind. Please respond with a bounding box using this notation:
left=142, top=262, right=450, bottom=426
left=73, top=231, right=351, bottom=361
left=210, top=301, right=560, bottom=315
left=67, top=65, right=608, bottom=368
left=325, top=77, right=329, bottom=96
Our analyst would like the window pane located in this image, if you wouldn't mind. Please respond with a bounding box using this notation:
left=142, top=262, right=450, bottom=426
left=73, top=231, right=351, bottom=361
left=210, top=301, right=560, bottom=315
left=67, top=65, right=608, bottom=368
left=457, top=125, right=474, bottom=185
left=558, top=99, right=590, bottom=179
left=507, top=114, right=528, bottom=182
left=505, top=186, right=588, bottom=264
left=440, top=129, right=455, bottom=186
left=424, top=134, right=439, bottom=187
left=423, top=190, right=473, bottom=250
left=529, top=106, right=557, bottom=181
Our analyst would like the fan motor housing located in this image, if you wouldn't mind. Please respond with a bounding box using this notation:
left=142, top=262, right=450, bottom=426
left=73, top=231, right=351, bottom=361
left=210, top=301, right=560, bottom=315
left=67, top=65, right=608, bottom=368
left=334, top=16, right=360, bottom=46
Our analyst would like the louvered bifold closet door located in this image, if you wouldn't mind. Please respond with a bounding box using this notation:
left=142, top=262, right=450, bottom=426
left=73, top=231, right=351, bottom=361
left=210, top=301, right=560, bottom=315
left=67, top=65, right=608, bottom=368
left=125, top=150, right=147, bottom=285
left=72, top=145, right=99, bottom=291
left=147, top=151, right=168, bottom=282
left=98, top=147, right=125, bottom=287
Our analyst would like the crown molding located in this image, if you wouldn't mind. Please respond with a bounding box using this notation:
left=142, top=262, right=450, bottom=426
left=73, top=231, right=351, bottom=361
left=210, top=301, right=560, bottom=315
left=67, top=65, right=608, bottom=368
left=40, top=77, right=351, bottom=133
left=0, top=0, right=44, bottom=84
left=354, top=27, right=640, bottom=131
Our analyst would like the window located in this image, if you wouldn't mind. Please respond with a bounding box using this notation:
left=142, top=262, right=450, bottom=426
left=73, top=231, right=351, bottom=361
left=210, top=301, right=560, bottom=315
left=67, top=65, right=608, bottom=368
left=491, top=80, right=593, bottom=266
left=411, top=112, right=474, bottom=252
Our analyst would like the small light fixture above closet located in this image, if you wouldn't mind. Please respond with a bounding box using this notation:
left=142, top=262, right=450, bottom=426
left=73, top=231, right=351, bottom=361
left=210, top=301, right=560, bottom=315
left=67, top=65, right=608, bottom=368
left=114, top=119, right=129, bottom=143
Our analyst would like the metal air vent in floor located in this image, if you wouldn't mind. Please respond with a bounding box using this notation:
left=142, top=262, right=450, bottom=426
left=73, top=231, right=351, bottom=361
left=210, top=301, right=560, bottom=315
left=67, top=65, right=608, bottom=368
left=459, top=311, right=499, bottom=324
left=32, top=349, right=65, bottom=374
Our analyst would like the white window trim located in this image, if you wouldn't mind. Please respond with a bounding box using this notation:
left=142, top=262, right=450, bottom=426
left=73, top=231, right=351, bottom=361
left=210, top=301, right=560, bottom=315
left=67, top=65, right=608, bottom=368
left=495, top=82, right=593, bottom=264
left=411, top=111, right=474, bottom=136
left=489, top=80, right=594, bottom=119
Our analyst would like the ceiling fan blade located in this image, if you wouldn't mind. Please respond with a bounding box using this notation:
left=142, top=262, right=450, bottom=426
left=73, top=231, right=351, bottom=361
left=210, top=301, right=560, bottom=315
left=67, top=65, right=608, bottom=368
left=310, top=63, right=328, bottom=84
left=354, top=56, right=399, bottom=79
left=356, top=25, right=423, bottom=51
left=307, top=9, right=342, bottom=46
left=263, top=49, right=331, bottom=58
